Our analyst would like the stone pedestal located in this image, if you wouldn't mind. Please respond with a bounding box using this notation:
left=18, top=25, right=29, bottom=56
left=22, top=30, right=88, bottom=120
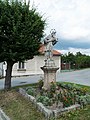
left=41, top=60, right=59, bottom=90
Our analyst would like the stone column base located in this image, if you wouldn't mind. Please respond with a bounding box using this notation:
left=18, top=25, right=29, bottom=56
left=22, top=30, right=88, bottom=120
left=41, top=66, right=59, bottom=90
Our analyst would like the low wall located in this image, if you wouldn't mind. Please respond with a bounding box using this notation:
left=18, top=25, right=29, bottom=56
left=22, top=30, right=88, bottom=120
left=0, top=108, right=10, bottom=120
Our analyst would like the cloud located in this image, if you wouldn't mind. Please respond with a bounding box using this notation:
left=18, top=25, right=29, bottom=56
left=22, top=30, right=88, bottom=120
left=59, top=48, right=90, bottom=55
left=32, top=0, right=90, bottom=43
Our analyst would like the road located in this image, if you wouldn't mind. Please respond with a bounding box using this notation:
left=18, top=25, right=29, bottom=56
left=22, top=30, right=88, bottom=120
left=57, top=68, right=90, bottom=86
left=0, top=68, right=90, bottom=89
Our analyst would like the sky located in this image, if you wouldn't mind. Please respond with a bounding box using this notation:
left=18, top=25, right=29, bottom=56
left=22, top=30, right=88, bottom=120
left=30, top=0, right=90, bottom=55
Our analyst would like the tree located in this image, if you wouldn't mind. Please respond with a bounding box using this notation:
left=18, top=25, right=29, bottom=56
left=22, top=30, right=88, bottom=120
left=0, top=0, right=46, bottom=90
left=61, top=52, right=90, bottom=70
left=61, top=52, right=75, bottom=69
left=75, top=52, right=90, bottom=69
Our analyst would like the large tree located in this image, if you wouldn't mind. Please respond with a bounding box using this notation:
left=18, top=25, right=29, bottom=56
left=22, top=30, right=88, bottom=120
left=0, top=0, right=45, bottom=90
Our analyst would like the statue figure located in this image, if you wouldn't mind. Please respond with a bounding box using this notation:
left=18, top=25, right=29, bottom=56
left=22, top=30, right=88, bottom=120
left=44, top=29, right=58, bottom=62
left=41, top=29, right=59, bottom=90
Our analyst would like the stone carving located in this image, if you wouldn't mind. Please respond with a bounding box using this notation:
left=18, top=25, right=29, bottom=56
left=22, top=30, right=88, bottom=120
left=41, top=29, right=59, bottom=90
left=44, top=29, right=58, bottom=62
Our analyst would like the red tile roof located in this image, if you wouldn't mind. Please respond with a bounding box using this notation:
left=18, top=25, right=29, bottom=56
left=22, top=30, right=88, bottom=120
left=39, top=44, right=61, bottom=56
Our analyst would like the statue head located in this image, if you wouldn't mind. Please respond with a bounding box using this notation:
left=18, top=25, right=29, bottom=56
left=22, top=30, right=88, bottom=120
left=50, top=29, right=56, bottom=37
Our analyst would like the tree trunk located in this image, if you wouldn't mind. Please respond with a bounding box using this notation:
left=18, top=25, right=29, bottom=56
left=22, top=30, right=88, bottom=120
left=4, top=61, right=14, bottom=90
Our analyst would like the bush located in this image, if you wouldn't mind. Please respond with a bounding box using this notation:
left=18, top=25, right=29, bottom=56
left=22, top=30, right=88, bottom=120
left=27, top=87, right=36, bottom=96
left=25, top=82, right=90, bottom=108
left=37, top=95, right=51, bottom=106
left=76, top=94, right=90, bottom=106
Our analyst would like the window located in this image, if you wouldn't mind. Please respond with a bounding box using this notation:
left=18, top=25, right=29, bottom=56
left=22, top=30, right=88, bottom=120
left=18, top=61, right=25, bottom=70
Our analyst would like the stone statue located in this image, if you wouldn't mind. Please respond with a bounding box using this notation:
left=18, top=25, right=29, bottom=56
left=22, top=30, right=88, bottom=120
left=44, top=29, right=58, bottom=62
left=41, top=29, right=59, bottom=90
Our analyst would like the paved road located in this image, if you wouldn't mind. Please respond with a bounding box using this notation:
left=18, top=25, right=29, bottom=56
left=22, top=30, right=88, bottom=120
left=0, top=68, right=90, bottom=89
left=0, top=75, right=41, bottom=90
left=57, top=68, right=90, bottom=86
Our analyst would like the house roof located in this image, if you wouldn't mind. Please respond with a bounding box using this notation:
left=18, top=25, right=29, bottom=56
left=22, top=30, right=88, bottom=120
left=39, top=44, right=61, bottom=56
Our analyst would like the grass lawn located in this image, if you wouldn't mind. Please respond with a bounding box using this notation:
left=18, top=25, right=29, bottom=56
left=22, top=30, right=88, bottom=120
left=0, top=83, right=90, bottom=120
left=0, top=89, right=45, bottom=120
left=57, top=105, right=90, bottom=120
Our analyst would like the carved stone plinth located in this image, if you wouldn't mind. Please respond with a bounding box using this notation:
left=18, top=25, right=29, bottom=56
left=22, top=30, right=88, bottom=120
left=41, top=65, right=59, bottom=90
left=44, top=59, right=55, bottom=67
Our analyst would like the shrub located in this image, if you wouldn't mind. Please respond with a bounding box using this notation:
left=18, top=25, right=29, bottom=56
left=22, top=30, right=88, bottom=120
left=76, top=94, right=90, bottom=106
left=37, top=95, right=51, bottom=106
left=27, top=87, right=36, bottom=96
left=25, top=82, right=90, bottom=108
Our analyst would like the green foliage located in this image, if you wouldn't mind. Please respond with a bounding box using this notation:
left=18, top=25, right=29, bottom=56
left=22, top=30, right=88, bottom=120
left=57, top=82, right=87, bottom=95
left=37, top=95, right=51, bottom=106
left=0, top=0, right=46, bottom=89
left=56, top=83, right=90, bottom=107
left=26, top=82, right=90, bottom=108
left=0, top=0, right=45, bottom=63
left=76, top=95, right=90, bottom=106
left=27, top=87, right=36, bottom=96
left=1, top=86, right=90, bottom=120
left=62, top=52, right=90, bottom=69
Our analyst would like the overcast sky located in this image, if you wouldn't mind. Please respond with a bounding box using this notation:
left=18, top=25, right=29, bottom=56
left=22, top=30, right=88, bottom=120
left=31, top=0, right=90, bottom=55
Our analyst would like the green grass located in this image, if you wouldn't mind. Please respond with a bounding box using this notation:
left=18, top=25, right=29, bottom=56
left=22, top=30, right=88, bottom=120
left=12, top=83, right=38, bottom=89
left=0, top=83, right=90, bottom=120
left=0, top=90, right=45, bottom=120
left=56, top=105, right=90, bottom=120
left=62, top=82, right=90, bottom=93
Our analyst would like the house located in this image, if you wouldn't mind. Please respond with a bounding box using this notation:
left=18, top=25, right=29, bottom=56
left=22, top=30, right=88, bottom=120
left=0, top=45, right=61, bottom=77
left=0, top=62, right=6, bottom=77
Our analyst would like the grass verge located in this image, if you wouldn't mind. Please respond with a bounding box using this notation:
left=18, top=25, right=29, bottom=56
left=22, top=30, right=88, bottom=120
left=0, top=83, right=90, bottom=120
left=0, top=90, right=45, bottom=120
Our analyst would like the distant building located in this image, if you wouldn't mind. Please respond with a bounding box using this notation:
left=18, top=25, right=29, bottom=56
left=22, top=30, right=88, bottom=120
left=0, top=45, right=61, bottom=77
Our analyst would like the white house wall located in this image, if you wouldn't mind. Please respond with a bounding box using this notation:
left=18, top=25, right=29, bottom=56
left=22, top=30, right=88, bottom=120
left=0, top=63, right=2, bottom=76
left=0, top=62, right=6, bottom=77
left=9, top=55, right=61, bottom=77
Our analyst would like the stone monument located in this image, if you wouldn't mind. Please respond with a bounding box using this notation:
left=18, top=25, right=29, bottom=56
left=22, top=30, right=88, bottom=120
left=41, top=29, right=59, bottom=90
